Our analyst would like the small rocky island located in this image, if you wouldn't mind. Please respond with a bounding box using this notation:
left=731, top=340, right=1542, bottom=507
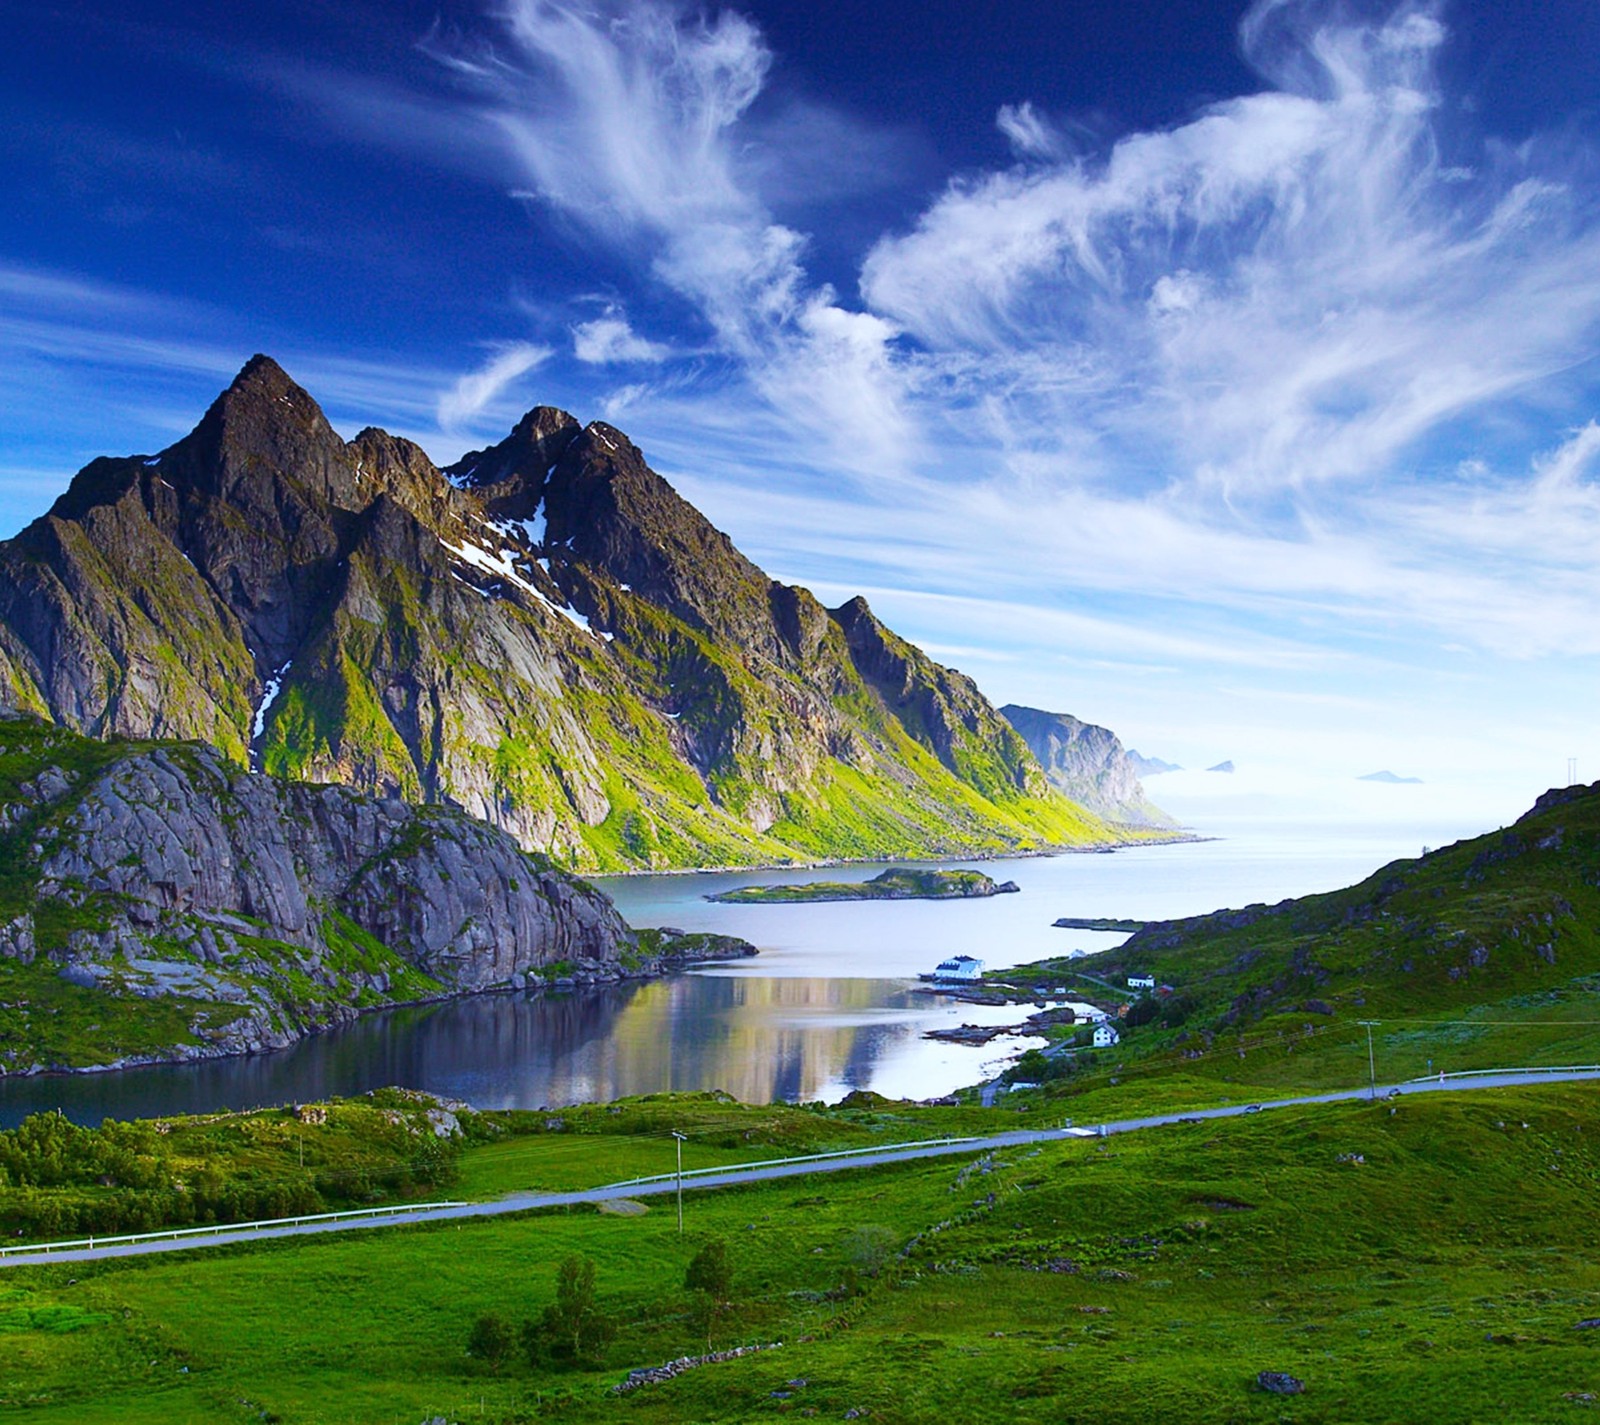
left=708, top=867, right=1020, bottom=905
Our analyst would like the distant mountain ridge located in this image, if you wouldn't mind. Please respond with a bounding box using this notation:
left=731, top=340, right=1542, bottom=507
left=0, top=356, right=1136, bottom=871
left=1361, top=770, right=1423, bottom=784
left=999, top=705, right=1177, bottom=829
left=1126, top=750, right=1181, bottom=777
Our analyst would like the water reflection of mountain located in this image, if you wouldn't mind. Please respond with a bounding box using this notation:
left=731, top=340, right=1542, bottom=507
left=0, top=977, right=945, bottom=1127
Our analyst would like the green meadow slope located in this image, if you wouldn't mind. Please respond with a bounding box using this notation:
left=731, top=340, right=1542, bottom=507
left=8, top=786, right=1600, bottom=1420
left=997, top=780, right=1600, bottom=1114
left=5, top=1086, right=1600, bottom=1422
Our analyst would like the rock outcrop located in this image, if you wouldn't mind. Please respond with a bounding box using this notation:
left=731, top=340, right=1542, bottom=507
left=1000, top=705, right=1176, bottom=828
left=0, top=356, right=1134, bottom=870
left=0, top=718, right=738, bottom=1075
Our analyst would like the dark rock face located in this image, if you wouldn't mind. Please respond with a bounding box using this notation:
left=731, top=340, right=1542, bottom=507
left=1000, top=705, right=1177, bottom=828
left=35, top=743, right=627, bottom=988
left=0, top=357, right=1129, bottom=870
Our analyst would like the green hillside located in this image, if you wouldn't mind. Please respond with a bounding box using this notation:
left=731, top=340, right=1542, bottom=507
left=5, top=1085, right=1600, bottom=1422
left=998, top=781, right=1600, bottom=1113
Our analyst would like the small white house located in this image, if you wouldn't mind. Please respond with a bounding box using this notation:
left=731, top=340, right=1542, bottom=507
left=1093, top=1022, right=1121, bottom=1048
left=925, top=954, right=984, bottom=983
left=1127, top=974, right=1155, bottom=990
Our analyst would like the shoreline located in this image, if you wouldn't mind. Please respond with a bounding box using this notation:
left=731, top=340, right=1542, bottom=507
left=595, top=830, right=1212, bottom=880
left=0, top=940, right=755, bottom=1084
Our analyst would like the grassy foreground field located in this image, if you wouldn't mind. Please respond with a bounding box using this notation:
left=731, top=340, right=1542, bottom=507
left=6, top=1083, right=1600, bottom=1423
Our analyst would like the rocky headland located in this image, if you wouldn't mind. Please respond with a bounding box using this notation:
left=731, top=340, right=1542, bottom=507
left=1000, top=705, right=1178, bottom=829
left=0, top=718, right=751, bottom=1077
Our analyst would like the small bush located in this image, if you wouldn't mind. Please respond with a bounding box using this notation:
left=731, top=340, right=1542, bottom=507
left=466, top=1313, right=513, bottom=1372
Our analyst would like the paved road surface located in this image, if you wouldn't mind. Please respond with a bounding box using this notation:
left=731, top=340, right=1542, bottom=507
left=7, top=1068, right=1598, bottom=1269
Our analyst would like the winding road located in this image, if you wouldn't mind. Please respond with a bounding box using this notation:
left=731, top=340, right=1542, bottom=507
left=6, top=1067, right=1597, bottom=1269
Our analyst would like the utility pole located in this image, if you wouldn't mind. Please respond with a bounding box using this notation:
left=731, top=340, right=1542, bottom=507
left=671, top=1132, right=687, bottom=1234
left=1357, top=1021, right=1379, bottom=1100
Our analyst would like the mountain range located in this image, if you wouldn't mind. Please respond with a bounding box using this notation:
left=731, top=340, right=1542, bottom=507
left=0, top=356, right=1160, bottom=871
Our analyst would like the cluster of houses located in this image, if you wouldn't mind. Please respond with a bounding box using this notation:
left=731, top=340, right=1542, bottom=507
left=931, top=955, right=1173, bottom=1053
left=1084, top=974, right=1175, bottom=1046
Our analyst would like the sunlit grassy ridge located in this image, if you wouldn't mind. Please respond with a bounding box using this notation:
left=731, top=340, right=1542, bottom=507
left=994, top=780, right=1600, bottom=1114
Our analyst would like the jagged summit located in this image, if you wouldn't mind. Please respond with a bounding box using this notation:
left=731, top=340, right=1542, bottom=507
left=448, top=404, right=581, bottom=518
left=0, top=356, right=1136, bottom=870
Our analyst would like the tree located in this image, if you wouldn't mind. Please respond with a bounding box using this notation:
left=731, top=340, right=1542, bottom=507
left=524, top=1254, right=616, bottom=1368
left=684, top=1238, right=733, bottom=1348
left=685, top=1238, right=732, bottom=1299
left=466, top=1312, right=513, bottom=1373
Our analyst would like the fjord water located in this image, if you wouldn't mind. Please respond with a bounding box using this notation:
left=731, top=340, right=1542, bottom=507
left=0, top=785, right=1507, bottom=1127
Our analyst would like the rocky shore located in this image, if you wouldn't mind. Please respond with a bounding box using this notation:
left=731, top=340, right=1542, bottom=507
left=0, top=719, right=755, bottom=1077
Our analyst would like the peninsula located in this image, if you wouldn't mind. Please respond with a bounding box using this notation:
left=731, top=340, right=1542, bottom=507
left=706, top=867, right=1019, bottom=904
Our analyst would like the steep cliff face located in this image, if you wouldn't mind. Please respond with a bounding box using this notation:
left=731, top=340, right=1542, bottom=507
left=0, top=719, right=682, bottom=1075
left=0, top=356, right=1129, bottom=870
left=1000, top=705, right=1177, bottom=829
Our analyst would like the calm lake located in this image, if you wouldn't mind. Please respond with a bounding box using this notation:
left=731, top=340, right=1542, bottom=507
left=0, top=796, right=1502, bottom=1126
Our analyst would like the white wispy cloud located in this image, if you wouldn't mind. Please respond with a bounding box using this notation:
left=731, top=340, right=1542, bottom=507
left=422, top=0, right=917, bottom=473
left=572, top=311, right=668, bottom=364
left=995, top=102, right=1063, bottom=162
left=437, top=342, right=552, bottom=429
left=12, top=0, right=1600, bottom=787
left=860, top=0, right=1600, bottom=502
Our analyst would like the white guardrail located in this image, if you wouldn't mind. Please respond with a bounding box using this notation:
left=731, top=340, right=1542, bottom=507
left=1410, top=1064, right=1600, bottom=1082
left=1, top=1138, right=988, bottom=1261
left=0, top=1199, right=468, bottom=1259
left=613, top=1136, right=983, bottom=1189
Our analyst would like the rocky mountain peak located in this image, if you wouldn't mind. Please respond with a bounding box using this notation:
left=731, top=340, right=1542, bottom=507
left=447, top=405, right=581, bottom=521
left=543, top=420, right=776, bottom=652
left=1001, top=704, right=1176, bottom=829
left=347, top=426, right=461, bottom=534
left=0, top=358, right=1141, bottom=871
left=160, top=354, right=360, bottom=511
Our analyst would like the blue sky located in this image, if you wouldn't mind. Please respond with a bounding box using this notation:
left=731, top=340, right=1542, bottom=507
left=3, top=0, right=1599, bottom=822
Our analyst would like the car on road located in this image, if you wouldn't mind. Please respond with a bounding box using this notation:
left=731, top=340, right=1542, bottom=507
left=1244, top=1104, right=1263, bottom=1113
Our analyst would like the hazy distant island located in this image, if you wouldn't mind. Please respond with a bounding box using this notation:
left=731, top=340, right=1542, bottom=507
left=1127, top=749, right=1182, bottom=777
left=1360, top=769, right=1424, bottom=784
left=1207, top=759, right=1236, bottom=773
left=707, top=867, right=1020, bottom=904
left=1052, top=916, right=1147, bottom=931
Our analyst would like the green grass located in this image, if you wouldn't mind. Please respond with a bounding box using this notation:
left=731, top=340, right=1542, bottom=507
left=0, top=956, right=233, bottom=1075
left=6, top=1085, right=1600, bottom=1422
left=1004, top=782, right=1600, bottom=1114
